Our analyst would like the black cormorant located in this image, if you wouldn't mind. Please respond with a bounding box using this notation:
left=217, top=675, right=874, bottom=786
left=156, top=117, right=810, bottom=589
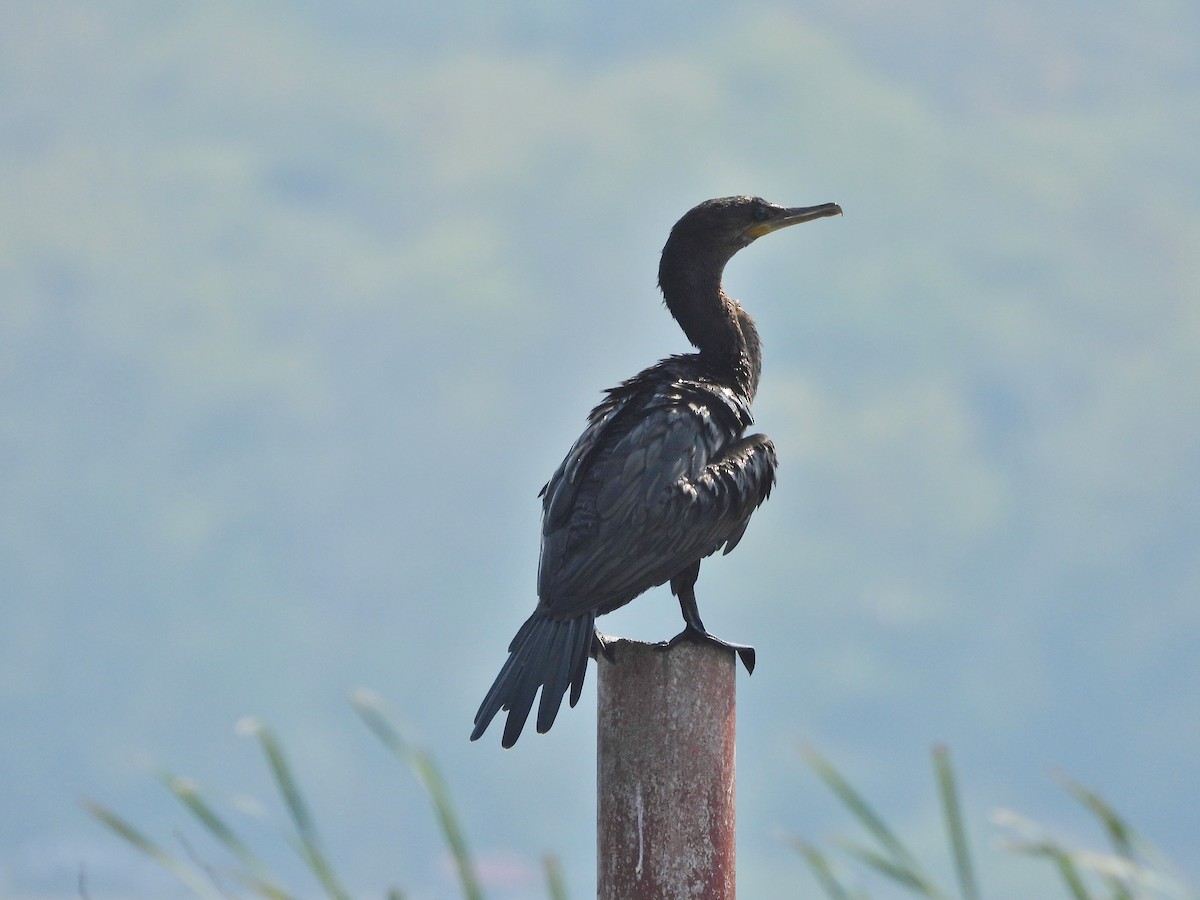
left=471, top=196, right=841, bottom=748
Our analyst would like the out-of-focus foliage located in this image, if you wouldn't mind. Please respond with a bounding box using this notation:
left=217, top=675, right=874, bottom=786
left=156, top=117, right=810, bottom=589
left=796, top=746, right=1198, bottom=900
left=1, top=1, right=1197, bottom=896
left=88, top=699, right=574, bottom=900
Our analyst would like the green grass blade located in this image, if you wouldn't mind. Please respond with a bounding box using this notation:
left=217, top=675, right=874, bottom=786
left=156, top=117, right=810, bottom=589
left=1006, top=840, right=1094, bottom=900
left=543, top=854, right=569, bottom=900
left=1047, top=850, right=1095, bottom=900
left=787, top=836, right=865, bottom=900
left=1056, top=773, right=1137, bottom=861
left=932, top=745, right=978, bottom=900
left=834, top=837, right=947, bottom=897
left=155, top=770, right=293, bottom=899
left=84, top=800, right=224, bottom=899
left=413, top=751, right=482, bottom=900
left=1106, top=875, right=1134, bottom=900
left=1059, top=777, right=1200, bottom=898
left=238, top=719, right=352, bottom=900
left=802, top=745, right=934, bottom=885
left=351, top=690, right=484, bottom=900
left=156, top=772, right=256, bottom=866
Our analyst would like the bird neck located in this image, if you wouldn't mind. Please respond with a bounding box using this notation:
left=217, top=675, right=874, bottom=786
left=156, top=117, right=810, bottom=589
left=659, top=250, right=762, bottom=401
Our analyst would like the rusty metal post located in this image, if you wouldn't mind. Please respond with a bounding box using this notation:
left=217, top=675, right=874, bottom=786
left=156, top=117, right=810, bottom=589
left=597, top=637, right=737, bottom=899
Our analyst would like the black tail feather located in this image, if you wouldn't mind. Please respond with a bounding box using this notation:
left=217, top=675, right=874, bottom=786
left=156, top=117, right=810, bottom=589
left=568, top=629, right=590, bottom=707
left=536, top=617, right=574, bottom=733
left=471, top=611, right=596, bottom=747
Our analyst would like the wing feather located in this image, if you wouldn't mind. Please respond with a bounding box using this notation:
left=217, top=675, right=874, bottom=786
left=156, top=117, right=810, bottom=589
left=536, top=359, right=776, bottom=620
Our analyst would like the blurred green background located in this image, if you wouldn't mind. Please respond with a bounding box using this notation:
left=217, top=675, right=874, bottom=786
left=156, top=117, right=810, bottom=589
left=2, top=1, right=1197, bottom=897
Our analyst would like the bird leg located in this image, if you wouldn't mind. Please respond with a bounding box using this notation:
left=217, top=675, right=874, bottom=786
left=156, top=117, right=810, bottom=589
left=660, top=565, right=756, bottom=674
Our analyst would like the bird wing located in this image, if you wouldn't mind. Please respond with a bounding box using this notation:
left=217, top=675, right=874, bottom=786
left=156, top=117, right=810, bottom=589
left=536, top=382, right=776, bottom=620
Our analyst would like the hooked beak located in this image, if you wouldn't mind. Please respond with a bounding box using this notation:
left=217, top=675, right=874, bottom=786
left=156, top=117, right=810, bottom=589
left=745, top=202, right=842, bottom=239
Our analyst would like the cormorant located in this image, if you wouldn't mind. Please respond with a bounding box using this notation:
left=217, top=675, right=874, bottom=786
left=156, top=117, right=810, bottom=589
left=471, top=196, right=841, bottom=748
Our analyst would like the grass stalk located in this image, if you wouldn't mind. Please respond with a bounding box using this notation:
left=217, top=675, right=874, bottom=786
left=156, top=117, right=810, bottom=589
left=351, top=690, right=484, bottom=900
left=237, top=718, right=353, bottom=900
left=932, top=745, right=978, bottom=900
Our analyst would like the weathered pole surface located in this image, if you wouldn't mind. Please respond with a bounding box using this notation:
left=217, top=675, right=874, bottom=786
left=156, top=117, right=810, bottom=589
left=597, top=637, right=737, bottom=899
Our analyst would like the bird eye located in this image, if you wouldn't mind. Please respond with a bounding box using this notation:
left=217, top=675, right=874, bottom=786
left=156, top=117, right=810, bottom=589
left=752, top=204, right=769, bottom=221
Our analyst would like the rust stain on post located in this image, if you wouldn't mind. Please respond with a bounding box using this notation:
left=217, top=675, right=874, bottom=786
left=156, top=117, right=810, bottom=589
left=597, top=638, right=737, bottom=899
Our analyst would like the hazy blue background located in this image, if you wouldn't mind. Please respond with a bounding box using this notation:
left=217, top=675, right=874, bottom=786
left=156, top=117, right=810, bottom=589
left=3, top=2, right=1198, bottom=897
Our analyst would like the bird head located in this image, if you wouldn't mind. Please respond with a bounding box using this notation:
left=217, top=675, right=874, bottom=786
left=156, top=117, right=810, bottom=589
left=666, top=196, right=842, bottom=261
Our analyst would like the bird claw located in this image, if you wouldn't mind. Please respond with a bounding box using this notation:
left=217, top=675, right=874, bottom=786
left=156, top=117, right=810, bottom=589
left=590, top=631, right=618, bottom=662
left=658, top=625, right=756, bottom=674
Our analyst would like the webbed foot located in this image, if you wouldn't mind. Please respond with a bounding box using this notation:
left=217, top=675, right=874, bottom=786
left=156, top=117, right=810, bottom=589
left=658, top=625, right=756, bottom=674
